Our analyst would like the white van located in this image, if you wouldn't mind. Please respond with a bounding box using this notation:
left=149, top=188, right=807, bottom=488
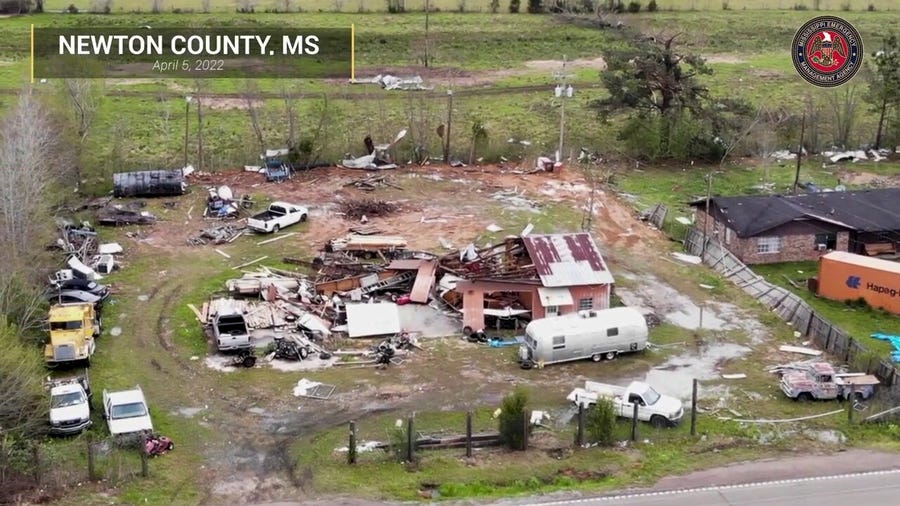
left=518, top=307, right=649, bottom=368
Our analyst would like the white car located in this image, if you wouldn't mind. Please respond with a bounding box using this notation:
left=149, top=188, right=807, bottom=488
left=103, top=385, right=153, bottom=436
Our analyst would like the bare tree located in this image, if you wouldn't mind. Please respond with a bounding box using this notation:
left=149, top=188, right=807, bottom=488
left=202, top=0, right=210, bottom=12
left=236, top=0, right=256, bottom=11
left=60, top=79, right=103, bottom=145
left=193, top=81, right=205, bottom=172
left=832, top=85, right=859, bottom=149
left=280, top=0, right=293, bottom=12
left=0, top=317, right=48, bottom=439
left=242, top=82, right=266, bottom=157
left=281, top=83, right=298, bottom=149
left=151, top=0, right=162, bottom=13
left=0, top=89, right=64, bottom=332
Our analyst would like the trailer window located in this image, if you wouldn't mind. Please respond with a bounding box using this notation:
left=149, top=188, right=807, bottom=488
left=607, top=327, right=619, bottom=337
left=552, top=335, right=565, bottom=350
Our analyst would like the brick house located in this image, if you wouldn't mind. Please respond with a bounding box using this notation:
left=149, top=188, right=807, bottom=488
left=452, top=233, right=615, bottom=332
left=689, top=188, right=900, bottom=265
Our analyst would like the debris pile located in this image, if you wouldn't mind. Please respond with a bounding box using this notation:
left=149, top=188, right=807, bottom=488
left=344, top=175, right=403, bottom=192
left=338, top=199, right=400, bottom=220
left=187, top=224, right=247, bottom=246
left=96, top=202, right=158, bottom=226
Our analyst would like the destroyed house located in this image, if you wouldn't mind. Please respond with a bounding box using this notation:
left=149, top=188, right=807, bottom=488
left=689, top=188, right=900, bottom=265
left=442, top=233, right=615, bottom=332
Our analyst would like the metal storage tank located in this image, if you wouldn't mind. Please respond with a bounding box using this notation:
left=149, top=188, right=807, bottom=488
left=113, top=170, right=186, bottom=198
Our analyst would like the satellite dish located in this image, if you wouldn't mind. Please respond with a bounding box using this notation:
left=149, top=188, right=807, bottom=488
left=217, top=185, right=233, bottom=201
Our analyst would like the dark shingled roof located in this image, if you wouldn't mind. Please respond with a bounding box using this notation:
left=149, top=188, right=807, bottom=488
left=689, top=188, right=900, bottom=237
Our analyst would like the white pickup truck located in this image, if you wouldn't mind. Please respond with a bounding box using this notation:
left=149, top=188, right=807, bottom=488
left=47, top=374, right=93, bottom=436
left=247, top=202, right=308, bottom=234
left=103, top=385, right=153, bottom=437
left=567, top=380, right=684, bottom=428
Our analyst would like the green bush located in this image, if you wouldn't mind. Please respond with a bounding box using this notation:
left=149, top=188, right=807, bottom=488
left=509, top=0, right=520, bottom=13
left=498, top=387, right=529, bottom=450
left=527, top=0, right=542, bottom=13
left=627, top=1, right=640, bottom=12
left=647, top=0, right=657, bottom=11
left=586, top=398, right=618, bottom=446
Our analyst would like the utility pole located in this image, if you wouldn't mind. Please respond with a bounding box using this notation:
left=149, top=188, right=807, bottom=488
left=424, top=0, right=430, bottom=67
left=793, top=112, right=806, bottom=195
left=196, top=95, right=204, bottom=173
left=443, top=90, right=453, bottom=163
left=701, top=171, right=712, bottom=256
left=554, top=56, right=574, bottom=163
left=183, top=96, right=192, bottom=169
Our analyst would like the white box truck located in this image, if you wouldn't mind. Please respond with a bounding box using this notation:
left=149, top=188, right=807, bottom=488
left=518, top=307, right=648, bottom=369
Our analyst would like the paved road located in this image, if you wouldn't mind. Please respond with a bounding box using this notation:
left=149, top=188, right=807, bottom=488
left=524, top=469, right=900, bottom=506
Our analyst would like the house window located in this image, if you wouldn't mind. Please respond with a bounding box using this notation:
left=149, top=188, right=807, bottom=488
left=552, top=335, right=565, bottom=350
left=814, top=233, right=837, bottom=250
left=607, top=327, right=619, bottom=337
left=756, top=236, right=781, bottom=254
left=578, top=298, right=594, bottom=311
left=545, top=305, right=559, bottom=316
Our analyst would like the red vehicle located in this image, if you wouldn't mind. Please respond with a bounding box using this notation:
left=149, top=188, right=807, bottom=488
left=143, top=433, right=175, bottom=457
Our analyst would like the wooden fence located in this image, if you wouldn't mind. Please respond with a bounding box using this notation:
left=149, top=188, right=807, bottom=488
left=684, top=228, right=900, bottom=398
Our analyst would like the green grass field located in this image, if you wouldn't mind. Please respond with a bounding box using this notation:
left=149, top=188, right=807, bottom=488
left=38, top=0, right=900, bottom=13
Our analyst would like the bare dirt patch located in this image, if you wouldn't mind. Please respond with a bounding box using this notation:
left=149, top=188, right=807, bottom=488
left=837, top=169, right=900, bottom=187
left=524, top=56, right=607, bottom=72
left=703, top=54, right=746, bottom=64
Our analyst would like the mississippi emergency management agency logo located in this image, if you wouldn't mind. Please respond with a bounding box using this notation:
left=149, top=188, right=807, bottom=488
left=792, top=16, right=863, bottom=88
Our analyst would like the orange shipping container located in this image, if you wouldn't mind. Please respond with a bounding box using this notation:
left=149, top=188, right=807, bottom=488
left=816, top=251, right=900, bottom=315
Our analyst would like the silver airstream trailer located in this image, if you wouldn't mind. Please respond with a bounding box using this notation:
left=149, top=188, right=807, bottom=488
left=518, top=307, right=649, bottom=369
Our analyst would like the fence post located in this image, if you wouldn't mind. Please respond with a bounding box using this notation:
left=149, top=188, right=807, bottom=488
left=406, top=417, right=415, bottom=462
left=825, top=325, right=833, bottom=351
left=576, top=403, right=585, bottom=447
left=847, top=386, right=855, bottom=424
left=630, top=403, right=639, bottom=442
left=348, top=421, right=357, bottom=465
left=140, top=449, right=148, bottom=478
left=465, top=411, right=473, bottom=458
left=691, top=379, right=699, bottom=437
left=522, top=411, right=529, bottom=451
left=31, top=444, right=40, bottom=486
left=805, top=311, right=815, bottom=337
left=845, top=337, right=854, bottom=363
left=87, top=436, right=96, bottom=481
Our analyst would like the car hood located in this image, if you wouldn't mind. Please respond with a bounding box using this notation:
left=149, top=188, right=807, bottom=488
left=654, top=396, right=683, bottom=415
left=108, top=416, right=153, bottom=435
left=51, top=403, right=90, bottom=422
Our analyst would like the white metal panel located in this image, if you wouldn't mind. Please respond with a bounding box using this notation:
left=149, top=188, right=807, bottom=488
left=539, top=260, right=614, bottom=287
left=536, top=287, right=574, bottom=307
left=344, top=303, right=401, bottom=338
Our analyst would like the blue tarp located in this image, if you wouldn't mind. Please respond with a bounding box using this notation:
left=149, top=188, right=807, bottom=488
left=871, top=333, right=900, bottom=363
left=488, top=336, right=525, bottom=348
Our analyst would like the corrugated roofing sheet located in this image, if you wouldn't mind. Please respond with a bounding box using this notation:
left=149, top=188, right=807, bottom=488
left=522, top=233, right=614, bottom=287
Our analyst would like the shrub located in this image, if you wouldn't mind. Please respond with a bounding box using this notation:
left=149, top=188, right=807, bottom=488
left=586, top=398, right=618, bottom=446
left=509, top=0, right=520, bottom=13
left=647, top=0, right=657, bottom=11
left=527, top=0, right=542, bottom=13
left=498, top=387, right=529, bottom=450
left=490, top=0, right=499, bottom=13
left=868, top=3, right=876, bottom=11
left=627, top=1, right=640, bottom=12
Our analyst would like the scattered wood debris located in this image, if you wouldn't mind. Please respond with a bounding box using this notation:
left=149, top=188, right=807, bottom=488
left=344, top=174, right=403, bottom=192
left=779, top=345, right=822, bottom=356
left=188, top=224, right=246, bottom=246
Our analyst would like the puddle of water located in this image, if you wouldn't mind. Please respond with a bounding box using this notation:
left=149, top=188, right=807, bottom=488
left=643, top=342, right=752, bottom=400
left=664, top=304, right=730, bottom=331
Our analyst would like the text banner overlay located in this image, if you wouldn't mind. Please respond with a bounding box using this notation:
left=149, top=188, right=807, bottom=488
left=33, top=28, right=352, bottom=79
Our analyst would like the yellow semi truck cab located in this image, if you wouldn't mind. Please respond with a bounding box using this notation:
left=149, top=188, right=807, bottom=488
left=44, top=303, right=100, bottom=367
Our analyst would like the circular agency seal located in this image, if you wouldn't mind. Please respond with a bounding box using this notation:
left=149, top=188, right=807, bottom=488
left=792, top=16, right=863, bottom=88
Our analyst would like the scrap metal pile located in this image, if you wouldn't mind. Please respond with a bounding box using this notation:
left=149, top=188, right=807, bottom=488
left=338, top=199, right=400, bottom=220
left=187, top=223, right=247, bottom=246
